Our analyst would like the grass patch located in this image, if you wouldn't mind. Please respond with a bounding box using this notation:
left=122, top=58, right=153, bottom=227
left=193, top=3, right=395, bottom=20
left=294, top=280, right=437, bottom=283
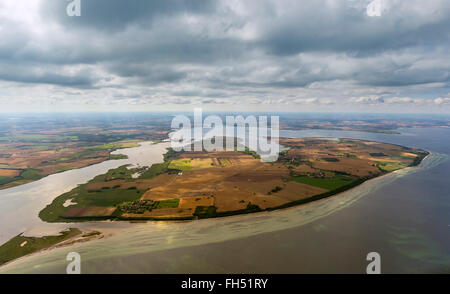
left=139, top=162, right=169, bottom=179
left=20, top=169, right=43, bottom=180
left=92, top=165, right=143, bottom=182
left=56, top=166, right=77, bottom=172
left=110, top=154, right=128, bottom=160
left=80, top=189, right=146, bottom=207
left=155, top=198, right=180, bottom=209
left=40, top=186, right=145, bottom=222
left=163, top=148, right=179, bottom=161
left=0, top=168, right=43, bottom=187
left=377, top=162, right=408, bottom=172
left=0, top=176, right=14, bottom=186
left=194, top=203, right=262, bottom=219
left=194, top=206, right=218, bottom=219
left=168, top=159, right=191, bottom=171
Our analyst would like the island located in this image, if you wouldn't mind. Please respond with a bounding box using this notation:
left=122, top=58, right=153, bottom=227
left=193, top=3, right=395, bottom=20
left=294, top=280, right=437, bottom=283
left=39, top=138, right=429, bottom=222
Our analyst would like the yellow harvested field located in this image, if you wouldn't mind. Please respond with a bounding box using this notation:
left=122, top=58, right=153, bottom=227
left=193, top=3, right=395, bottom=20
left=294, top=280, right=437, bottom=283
left=141, top=168, right=225, bottom=201
left=190, top=158, right=213, bottom=169
left=272, top=181, right=328, bottom=202
left=213, top=189, right=287, bottom=211
left=402, top=152, right=418, bottom=157
left=292, top=164, right=318, bottom=174
left=312, top=158, right=380, bottom=177
left=224, top=179, right=285, bottom=195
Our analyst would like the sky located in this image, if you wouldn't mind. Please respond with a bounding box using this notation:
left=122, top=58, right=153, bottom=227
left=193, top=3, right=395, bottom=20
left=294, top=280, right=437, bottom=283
left=0, top=0, right=449, bottom=113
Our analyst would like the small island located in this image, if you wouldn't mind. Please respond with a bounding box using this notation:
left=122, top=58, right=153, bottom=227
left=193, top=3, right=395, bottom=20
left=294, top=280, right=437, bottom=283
left=39, top=138, right=429, bottom=222
left=0, top=228, right=104, bottom=267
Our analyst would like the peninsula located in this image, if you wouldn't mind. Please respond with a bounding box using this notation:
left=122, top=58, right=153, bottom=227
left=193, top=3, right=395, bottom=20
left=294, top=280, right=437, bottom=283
left=39, top=138, right=429, bottom=222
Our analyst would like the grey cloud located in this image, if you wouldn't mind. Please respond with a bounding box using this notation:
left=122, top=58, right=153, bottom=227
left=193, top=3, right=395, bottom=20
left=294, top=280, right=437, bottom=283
left=0, top=62, right=97, bottom=88
left=0, top=0, right=449, bottom=110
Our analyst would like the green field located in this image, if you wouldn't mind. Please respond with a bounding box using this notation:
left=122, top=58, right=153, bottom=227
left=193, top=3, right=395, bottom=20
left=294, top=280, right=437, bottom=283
left=155, top=198, right=180, bottom=209
left=110, top=154, right=128, bottom=160
left=92, top=165, right=144, bottom=182
left=0, top=228, right=81, bottom=266
left=79, top=188, right=145, bottom=206
left=39, top=165, right=149, bottom=222
left=0, top=176, right=12, bottom=186
left=377, top=161, right=409, bottom=172
left=139, top=162, right=170, bottom=179
left=290, top=174, right=356, bottom=190
left=20, top=169, right=43, bottom=180
left=40, top=186, right=145, bottom=222
left=0, top=168, right=43, bottom=188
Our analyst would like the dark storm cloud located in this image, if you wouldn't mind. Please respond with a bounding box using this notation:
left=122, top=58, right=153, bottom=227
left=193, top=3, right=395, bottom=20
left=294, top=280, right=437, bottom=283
left=0, top=0, right=449, bottom=107
left=258, top=2, right=450, bottom=56
left=107, top=63, right=188, bottom=84
left=0, top=61, right=97, bottom=88
left=0, top=71, right=94, bottom=87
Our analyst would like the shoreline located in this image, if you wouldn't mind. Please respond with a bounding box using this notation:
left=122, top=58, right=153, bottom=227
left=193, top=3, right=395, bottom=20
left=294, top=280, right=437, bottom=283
left=0, top=228, right=105, bottom=269
left=0, top=140, right=162, bottom=191
left=43, top=141, right=430, bottom=223
left=0, top=136, right=432, bottom=269
left=0, top=150, right=433, bottom=271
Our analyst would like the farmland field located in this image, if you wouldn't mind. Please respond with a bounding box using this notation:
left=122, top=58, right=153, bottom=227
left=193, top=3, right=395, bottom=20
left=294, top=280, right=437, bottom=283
left=290, top=174, right=356, bottom=190
left=39, top=138, right=428, bottom=222
left=0, top=117, right=170, bottom=190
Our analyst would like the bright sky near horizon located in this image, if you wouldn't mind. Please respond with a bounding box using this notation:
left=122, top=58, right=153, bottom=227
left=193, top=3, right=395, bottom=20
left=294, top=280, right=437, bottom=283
left=0, top=0, right=449, bottom=113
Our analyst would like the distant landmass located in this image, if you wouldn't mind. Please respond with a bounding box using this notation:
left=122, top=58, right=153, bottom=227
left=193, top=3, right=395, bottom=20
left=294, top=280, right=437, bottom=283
left=39, top=138, right=428, bottom=222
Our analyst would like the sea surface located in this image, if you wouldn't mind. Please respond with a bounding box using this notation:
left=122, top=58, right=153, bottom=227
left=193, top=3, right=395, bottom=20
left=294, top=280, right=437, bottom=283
left=0, top=128, right=449, bottom=273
